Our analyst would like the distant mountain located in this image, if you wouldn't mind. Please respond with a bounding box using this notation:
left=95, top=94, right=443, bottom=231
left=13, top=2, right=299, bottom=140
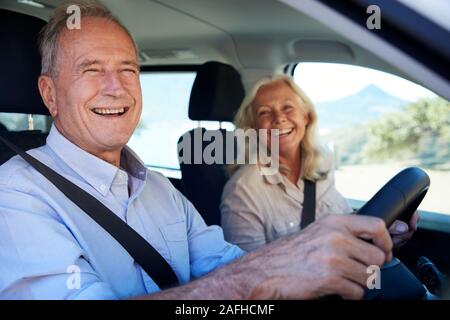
left=315, top=84, right=407, bottom=130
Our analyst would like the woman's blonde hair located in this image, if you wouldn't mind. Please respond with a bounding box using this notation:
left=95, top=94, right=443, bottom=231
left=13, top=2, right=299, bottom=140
left=233, top=74, right=327, bottom=181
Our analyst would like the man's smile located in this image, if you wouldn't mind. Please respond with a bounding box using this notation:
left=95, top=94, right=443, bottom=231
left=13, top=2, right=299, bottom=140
left=91, top=106, right=130, bottom=117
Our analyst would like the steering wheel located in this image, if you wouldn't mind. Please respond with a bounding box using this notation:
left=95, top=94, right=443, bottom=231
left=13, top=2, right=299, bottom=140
left=353, top=167, right=431, bottom=299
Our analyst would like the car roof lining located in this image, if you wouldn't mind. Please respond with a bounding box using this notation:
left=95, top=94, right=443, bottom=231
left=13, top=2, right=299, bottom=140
left=0, top=0, right=426, bottom=88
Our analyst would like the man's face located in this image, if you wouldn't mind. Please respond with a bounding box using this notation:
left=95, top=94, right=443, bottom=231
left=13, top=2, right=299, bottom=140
left=40, top=17, right=142, bottom=161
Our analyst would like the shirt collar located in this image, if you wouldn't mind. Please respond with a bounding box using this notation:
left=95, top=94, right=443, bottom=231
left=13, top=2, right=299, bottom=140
left=120, top=145, right=148, bottom=181
left=260, top=166, right=304, bottom=203
left=46, top=124, right=147, bottom=196
left=260, top=166, right=284, bottom=185
left=260, top=152, right=306, bottom=186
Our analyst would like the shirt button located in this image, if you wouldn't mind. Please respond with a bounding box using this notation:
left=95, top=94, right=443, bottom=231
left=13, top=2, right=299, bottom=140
left=289, top=222, right=295, bottom=227
left=99, top=184, right=107, bottom=192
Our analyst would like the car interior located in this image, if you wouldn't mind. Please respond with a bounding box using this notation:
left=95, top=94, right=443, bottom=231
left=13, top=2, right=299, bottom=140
left=0, top=0, right=449, bottom=299
left=178, top=61, right=245, bottom=226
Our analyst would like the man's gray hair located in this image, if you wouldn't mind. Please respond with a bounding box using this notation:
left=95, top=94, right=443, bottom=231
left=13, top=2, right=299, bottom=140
left=38, top=0, right=137, bottom=77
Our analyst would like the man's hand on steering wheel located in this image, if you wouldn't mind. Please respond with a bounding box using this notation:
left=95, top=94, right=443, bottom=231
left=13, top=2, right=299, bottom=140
left=388, top=211, right=420, bottom=248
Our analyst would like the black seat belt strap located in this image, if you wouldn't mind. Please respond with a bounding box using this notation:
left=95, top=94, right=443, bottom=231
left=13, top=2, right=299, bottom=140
left=0, top=136, right=178, bottom=289
left=301, top=179, right=316, bottom=229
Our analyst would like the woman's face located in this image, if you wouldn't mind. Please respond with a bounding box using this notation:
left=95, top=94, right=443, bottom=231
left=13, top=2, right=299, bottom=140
left=252, top=80, right=309, bottom=159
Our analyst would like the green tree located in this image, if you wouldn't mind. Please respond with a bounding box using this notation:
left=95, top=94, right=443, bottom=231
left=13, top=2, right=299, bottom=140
left=364, top=97, right=450, bottom=164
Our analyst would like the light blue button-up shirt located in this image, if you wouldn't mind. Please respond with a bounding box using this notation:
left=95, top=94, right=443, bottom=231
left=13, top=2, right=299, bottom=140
left=0, top=125, right=245, bottom=299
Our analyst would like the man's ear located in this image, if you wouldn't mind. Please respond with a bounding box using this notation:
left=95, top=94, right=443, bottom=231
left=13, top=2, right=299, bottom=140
left=38, top=75, right=58, bottom=117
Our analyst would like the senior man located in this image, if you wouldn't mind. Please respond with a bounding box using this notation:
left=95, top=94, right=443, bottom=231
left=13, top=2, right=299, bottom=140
left=0, top=0, right=396, bottom=300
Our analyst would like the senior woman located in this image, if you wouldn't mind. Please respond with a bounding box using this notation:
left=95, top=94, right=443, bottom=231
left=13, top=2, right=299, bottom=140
left=220, top=75, right=418, bottom=252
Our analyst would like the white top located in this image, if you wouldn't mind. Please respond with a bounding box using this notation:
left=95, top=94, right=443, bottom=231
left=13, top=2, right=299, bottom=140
left=220, top=155, right=353, bottom=252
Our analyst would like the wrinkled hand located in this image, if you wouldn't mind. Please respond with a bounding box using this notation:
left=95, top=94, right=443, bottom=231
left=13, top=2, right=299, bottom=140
left=388, top=211, right=420, bottom=248
left=245, top=214, right=393, bottom=300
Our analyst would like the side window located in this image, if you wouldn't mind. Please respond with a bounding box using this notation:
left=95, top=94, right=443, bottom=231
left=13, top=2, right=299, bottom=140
left=129, top=72, right=234, bottom=178
left=294, top=63, right=450, bottom=216
left=0, top=113, right=50, bottom=132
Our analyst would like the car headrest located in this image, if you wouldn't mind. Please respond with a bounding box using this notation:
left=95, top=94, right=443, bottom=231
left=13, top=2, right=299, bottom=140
left=188, top=61, right=245, bottom=122
left=0, top=9, right=49, bottom=115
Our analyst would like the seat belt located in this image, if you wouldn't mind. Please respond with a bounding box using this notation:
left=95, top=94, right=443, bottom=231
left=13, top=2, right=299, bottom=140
left=300, top=179, right=316, bottom=229
left=0, top=136, right=179, bottom=289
